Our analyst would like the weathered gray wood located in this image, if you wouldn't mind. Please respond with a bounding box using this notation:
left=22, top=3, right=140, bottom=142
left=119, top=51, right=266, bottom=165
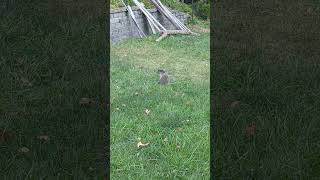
left=133, top=0, right=166, bottom=32
left=121, top=0, right=145, bottom=37
left=150, top=0, right=185, bottom=30
left=155, top=0, right=199, bottom=36
left=140, top=1, right=166, bottom=31
left=128, top=5, right=146, bottom=37
left=156, top=30, right=192, bottom=41
left=148, top=18, right=156, bottom=34
left=134, top=1, right=160, bottom=31
left=141, top=3, right=156, bottom=34
left=154, top=0, right=191, bottom=32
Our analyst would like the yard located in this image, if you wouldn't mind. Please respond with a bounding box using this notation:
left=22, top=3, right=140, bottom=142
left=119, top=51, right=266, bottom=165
left=0, top=1, right=107, bottom=178
left=110, top=23, right=210, bottom=179
left=212, top=1, right=320, bottom=178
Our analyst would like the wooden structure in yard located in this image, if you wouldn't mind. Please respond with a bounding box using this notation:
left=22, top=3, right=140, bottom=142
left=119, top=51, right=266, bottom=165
left=123, top=0, right=197, bottom=42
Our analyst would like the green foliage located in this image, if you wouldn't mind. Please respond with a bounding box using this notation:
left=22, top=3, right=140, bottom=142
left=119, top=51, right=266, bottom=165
left=110, top=0, right=123, bottom=9
left=111, top=0, right=192, bottom=15
left=187, top=16, right=209, bottom=28
left=160, top=0, right=192, bottom=14
left=194, top=0, right=209, bottom=20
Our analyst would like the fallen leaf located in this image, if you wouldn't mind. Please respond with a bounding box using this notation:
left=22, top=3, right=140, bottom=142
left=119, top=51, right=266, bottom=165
left=79, top=98, right=95, bottom=106
left=0, top=130, right=13, bottom=142
left=304, top=7, right=313, bottom=16
left=137, top=141, right=150, bottom=148
left=163, top=137, right=168, bottom=143
left=21, top=77, right=32, bottom=87
left=144, top=109, right=151, bottom=115
left=15, top=58, right=24, bottom=66
left=230, top=101, right=240, bottom=108
left=37, top=135, right=49, bottom=141
left=245, top=122, right=257, bottom=138
left=175, top=128, right=183, bottom=132
left=18, top=147, right=30, bottom=154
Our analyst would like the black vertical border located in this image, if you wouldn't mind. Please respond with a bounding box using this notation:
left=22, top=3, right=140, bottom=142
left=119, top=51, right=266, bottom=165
left=106, top=0, right=110, bottom=178
left=210, top=0, right=215, bottom=179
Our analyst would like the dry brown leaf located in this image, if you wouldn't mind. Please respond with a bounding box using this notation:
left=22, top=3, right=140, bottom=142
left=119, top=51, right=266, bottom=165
left=137, top=141, right=150, bottom=148
left=176, top=145, right=181, bottom=149
left=0, top=130, right=13, bottom=142
left=21, top=77, right=32, bottom=87
left=15, top=58, right=24, bottom=66
left=144, top=109, right=151, bottom=115
left=186, top=101, right=192, bottom=106
left=79, top=98, right=95, bottom=106
left=18, top=147, right=30, bottom=154
left=230, top=101, right=240, bottom=108
left=175, top=128, right=183, bottom=132
left=304, top=7, right=313, bottom=16
left=37, top=135, right=49, bottom=141
left=150, top=130, right=159, bottom=135
left=245, top=122, right=257, bottom=138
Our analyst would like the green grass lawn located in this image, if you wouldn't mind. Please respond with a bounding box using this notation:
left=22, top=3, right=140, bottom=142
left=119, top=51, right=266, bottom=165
left=110, top=30, right=210, bottom=179
left=0, top=1, right=107, bottom=178
left=212, top=1, right=320, bottom=178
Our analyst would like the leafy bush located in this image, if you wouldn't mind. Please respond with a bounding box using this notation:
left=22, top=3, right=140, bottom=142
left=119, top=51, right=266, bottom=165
left=194, top=0, right=209, bottom=20
left=110, top=0, right=192, bottom=15
left=160, top=0, right=192, bottom=14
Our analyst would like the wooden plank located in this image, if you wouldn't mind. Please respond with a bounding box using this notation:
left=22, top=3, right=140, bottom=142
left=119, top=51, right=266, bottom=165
left=128, top=5, right=146, bottom=37
left=132, top=0, right=167, bottom=32
left=156, top=30, right=192, bottom=41
left=120, top=0, right=145, bottom=37
left=154, top=0, right=192, bottom=32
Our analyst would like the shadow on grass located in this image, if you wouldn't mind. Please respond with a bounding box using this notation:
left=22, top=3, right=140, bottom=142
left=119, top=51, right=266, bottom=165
left=0, top=1, right=108, bottom=178
left=212, top=1, right=320, bottom=179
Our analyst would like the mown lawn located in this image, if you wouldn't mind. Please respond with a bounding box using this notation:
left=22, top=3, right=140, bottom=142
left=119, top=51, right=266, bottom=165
left=110, top=29, right=210, bottom=179
left=212, top=1, right=320, bottom=178
left=0, top=1, right=107, bottom=178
